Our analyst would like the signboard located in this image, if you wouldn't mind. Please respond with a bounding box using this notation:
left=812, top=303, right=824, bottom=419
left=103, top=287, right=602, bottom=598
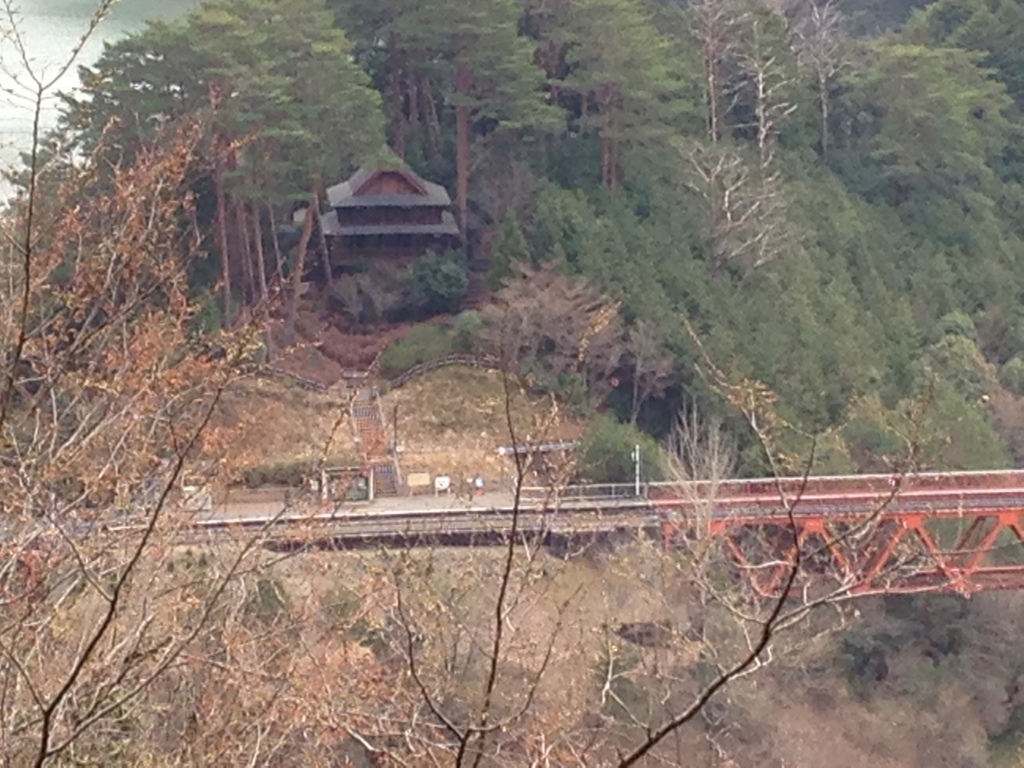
left=434, top=475, right=451, bottom=494
left=407, top=472, right=431, bottom=492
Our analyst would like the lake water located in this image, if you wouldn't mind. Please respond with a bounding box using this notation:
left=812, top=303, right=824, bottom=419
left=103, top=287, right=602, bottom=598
left=0, top=0, right=198, bottom=189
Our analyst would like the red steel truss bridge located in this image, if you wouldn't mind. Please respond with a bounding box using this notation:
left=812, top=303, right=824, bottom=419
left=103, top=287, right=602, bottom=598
left=183, top=469, right=1024, bottom=598
left=19, top=469, right=1017, bottom=604
left=648, top=470, right=1024, bottom=597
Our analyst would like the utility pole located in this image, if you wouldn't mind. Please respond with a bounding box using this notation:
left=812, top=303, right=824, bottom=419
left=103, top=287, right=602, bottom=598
left=632, top=444, right=641, bottom=497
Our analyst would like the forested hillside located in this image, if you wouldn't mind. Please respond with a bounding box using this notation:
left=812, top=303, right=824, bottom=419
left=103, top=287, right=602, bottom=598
left=3, top=1, right=1024, bottom=765
left=20, top=0, right=1020, bottom=476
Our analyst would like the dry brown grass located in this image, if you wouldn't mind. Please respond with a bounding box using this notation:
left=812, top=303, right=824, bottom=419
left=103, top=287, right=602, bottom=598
left=382, top=366, right=586, bottom=483
left=214, top=378, right=356, bottom=474
left=212, top=366, right=584, bottom=491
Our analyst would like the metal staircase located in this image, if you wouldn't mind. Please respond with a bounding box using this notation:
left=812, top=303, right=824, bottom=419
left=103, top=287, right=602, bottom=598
left=351, top=388, right=400, bottom=497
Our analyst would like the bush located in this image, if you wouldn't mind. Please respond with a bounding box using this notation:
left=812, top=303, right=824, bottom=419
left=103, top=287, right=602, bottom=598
left=552, top=371, right=590, bottom=416
left=521, top=358, right=592, bottom=416
left=578, top=414, right=663, bottom=484
left=410, top=249, right=468, bottom=315
left=378, top=323, right=454, bottom=378
left=189, top=293, right=222, bottom=336
left=926, top=386, right=1011, bottom=469
left=244, top=576, right=290, bottom=627
left=323, top=584, right=362, bottom=627
left=238, top=455, right=354, bottom=488
left=451, top=310, right=485, bottom=353
left=240, top=459, right=313, bottom=488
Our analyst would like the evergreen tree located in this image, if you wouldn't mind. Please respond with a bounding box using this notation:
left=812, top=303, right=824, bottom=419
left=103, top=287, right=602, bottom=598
left=487, top=212, right=530, bottom=292
left=62, top=0, right=385, bottom=329
left=835, top=43, right=1012, bottom=234
left=60, top=22, right=209, bottom=165
left=906, top=0, right=1024, bottom=109
left=534, top=0, right=691, bottom=188
left=345, top=0, right=556, bottom=234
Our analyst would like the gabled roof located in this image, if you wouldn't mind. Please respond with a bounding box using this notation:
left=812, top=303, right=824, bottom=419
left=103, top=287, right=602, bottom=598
left=326, top=165, right=452, bottom=209
left=320, top=209, right=460, bottom=238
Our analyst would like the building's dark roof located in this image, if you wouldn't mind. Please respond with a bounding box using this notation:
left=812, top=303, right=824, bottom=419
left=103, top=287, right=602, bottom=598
left=326, top=165, right=452, bottom=209
left=320, top=209, right=459, bottom=238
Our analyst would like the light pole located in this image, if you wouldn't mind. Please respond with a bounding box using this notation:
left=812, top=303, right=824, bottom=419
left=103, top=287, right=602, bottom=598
left=631, top=444, right=641, bottom=497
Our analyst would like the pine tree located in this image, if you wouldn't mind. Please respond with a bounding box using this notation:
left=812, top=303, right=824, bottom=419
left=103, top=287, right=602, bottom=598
left=907, top=0, right=1024, bottom=109
left=64, top=0, right=386, bottom=330
left=539, top=0, right=686, bottom=188
left=373, top=0, right=554, bottom=234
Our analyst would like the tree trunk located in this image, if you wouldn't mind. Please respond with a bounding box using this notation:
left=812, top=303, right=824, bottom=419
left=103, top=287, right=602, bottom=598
left=598, top=85, right=621, bottom=190
left=610, top=84, right=618, bottom=188
left=421, top=73, right=442, bottom=161
left=312, top=172, right=334, bottom=292
left=695, top=0, right=730, bottom=145
left=388, top=36, right=405, bottom=159
left=706, top=56, right=720, bottom=143
left=631, top=357, right=642, bottom=425
left=266, top=197, right=284, bottom=285
left=236, top=200, right=254, bottom=305
left=250, top=203, right=275, bottom=362
left=600, top=135, right=610, bottom=188
left=313, top=205, right=334, bottom=291
left=251, top=203, right=269, bottom=304
left=819, top=72, right=829, bottom=162
left=284, top=199, right=315, bottom=347
left=408, top=68, right=421, bottom=138
left=455, top=59, right=471, bottom=238
left=613, top=139, right=621, bottom=189
left=213, top=138, right=232, bottom=329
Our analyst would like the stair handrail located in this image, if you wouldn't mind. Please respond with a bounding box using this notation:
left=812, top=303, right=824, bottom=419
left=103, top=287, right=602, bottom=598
left=372, top=388, right=402, bottom=489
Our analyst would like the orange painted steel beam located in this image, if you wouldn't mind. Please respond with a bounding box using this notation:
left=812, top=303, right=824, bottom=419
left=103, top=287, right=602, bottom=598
left=660, top=472, right=1024, bottom=597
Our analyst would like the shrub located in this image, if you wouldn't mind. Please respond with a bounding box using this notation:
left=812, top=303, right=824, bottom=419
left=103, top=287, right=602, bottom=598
left=521, top=359, right=592, bottom=416
left=238, top=455, right=354, bottom=488
left=843, top=417, right=903, bottom=467
left=452, top=310, right=485, bottom=353
left=578, top=414, right=663, bottom=484
left=189, top=293, right=222, bottom=335
left=323, top=584, right=362, bottom=627
left=240, top=458, right=314, bottom=488
left=378, top=323, right=454, bottom=378
left=244, top=576, right=290, bottom=627
left=410, top=249, right=468, bottom=315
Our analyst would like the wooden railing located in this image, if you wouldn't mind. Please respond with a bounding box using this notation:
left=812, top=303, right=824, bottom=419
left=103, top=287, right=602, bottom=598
left=381, top=354, right=500, bottom=393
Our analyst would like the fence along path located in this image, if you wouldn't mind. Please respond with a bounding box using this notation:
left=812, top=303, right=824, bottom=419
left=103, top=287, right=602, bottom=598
left=380, top=354, right=500, bottom=393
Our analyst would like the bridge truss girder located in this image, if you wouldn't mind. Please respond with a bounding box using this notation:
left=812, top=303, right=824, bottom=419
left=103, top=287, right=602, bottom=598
left=663, top=507, right=1024, bottom=597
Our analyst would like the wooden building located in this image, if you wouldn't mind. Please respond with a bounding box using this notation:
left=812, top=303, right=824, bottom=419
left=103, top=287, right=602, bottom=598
left=320, top=165, right=461, bottom=267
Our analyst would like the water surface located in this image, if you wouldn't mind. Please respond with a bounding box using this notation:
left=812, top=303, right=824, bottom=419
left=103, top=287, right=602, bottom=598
left=1, top=0, right=199, bottom=184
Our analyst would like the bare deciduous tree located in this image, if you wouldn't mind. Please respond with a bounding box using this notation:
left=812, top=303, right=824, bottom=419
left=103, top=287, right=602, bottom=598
left=794, top=0, right=845, bottom=162
left=0, top=14, right=299, bottom=759
left=482, top=262, right=627, bottom=407
left=626, top=320, right=674, bottom=425
left=690, top=0, right=744, bottom=143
